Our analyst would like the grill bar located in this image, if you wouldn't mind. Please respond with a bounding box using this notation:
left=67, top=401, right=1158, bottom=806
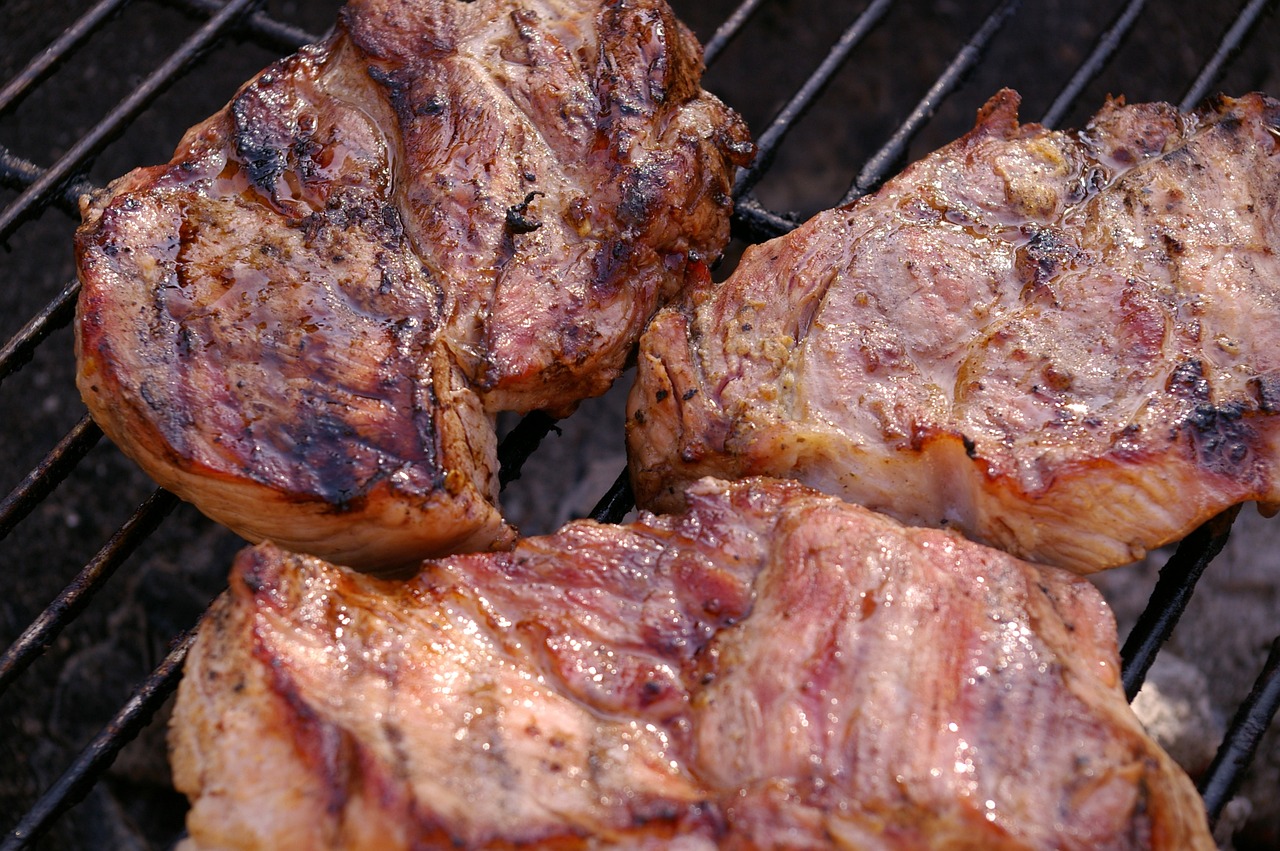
left=1039, top=0, right=1146, bottom=129
left=841, top=0, right=1023, bottom=205
left=732, top=0, right=894, bottom=199
left=0, top=277, right=80, bottom=386
left=1180, top=0, right=1275, bottom=112
left=0, top=489, right=177, bottom=697
left=0, top=416, right=101, bottom=541
left=166, top=0, right=317, bottom=52
left=498, top=411, right=560, bottom=488
left=0, top=146, right=93, bottom=214
left=729, top=193, right=800, bottom=242
left=1120, top=507, right=1240, bottom=702
left=0, top=0, right=133, bottom=116
left=0, top=0, right=264, bottom=244
left=1200, top=636, right=1280, bottom=825
left=700, top=0, right=767, bottom=66
left=3, top=0, right=1280, bottom=844
left=0, top=631, right=196, bottom=851
left=589, top=469, right=636, bottom=524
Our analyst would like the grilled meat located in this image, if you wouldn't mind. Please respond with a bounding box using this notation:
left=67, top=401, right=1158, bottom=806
left=171, top=476, right=1212, bottom=850
left=74, top=0, right=751, bottom=572
left=628, top=89, right=1280, bottom=572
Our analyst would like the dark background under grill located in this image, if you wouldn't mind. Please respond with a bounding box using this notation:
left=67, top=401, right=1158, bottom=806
left=3, top=0, right=1280, bottom=848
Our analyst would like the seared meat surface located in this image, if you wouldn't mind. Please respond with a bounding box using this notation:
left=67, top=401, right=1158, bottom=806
left=628, top=89, right=1280, bottom=572
left=171, top=477, right=1212, bottom=850
left=75, top=0, right=750, bottom=572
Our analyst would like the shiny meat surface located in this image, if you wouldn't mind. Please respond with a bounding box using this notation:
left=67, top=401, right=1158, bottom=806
left=74, top=0, right=751, bottom=572
left=628, top=89, right=1280, bottom=572
left=170, top=477, right=1212, bottom=849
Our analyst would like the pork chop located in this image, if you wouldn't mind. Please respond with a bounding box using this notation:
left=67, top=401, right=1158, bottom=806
left=170, top=476, right=1212, bottom=849
left=75, top=0, right=751, bottom=572
left=628, top=89, right=1280, bottom=572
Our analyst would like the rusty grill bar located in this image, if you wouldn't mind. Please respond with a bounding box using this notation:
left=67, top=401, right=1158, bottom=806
left=3, top=0, right=1280, bottom=846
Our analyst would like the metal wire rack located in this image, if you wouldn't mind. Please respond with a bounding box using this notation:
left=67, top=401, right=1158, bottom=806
left=2, top=0, right=1280, bottom=847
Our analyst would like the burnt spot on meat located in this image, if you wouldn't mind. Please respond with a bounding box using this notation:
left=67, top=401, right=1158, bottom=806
left=505, top=191, right=545, bottom=235
left=139, top=379, right=165, bottom=412
left=506, top=8, right=543, bottom=66
left=290, top=135, right=324, bottom=190
left=364, top=64, right=417, bottom=122
left=1215, top=111, right=1245, bottom=138
left=1154, top=148, right=1208, bottom=196
left=415, top=93, right=446, bottom=117
left=1249, top=375, right=1280, bottom=413
left=239, top=554, right=268, bottom=594
left=1110, top=145, right=1138, bottom=167
left=378, top=264, right=403, bottom=295
left=379, top=201, right=404, bottom=236
left=1065, top=165, right=1111, bottom=205
left=591, top=240, right=635, bottom=292
left=1017, top=227, right=1085, bottom=289
left=232, top=100, right=288, bottom=196
left=1181, top=401, right=1258, bottom=479
left=1040, top=364, right=1074, bottom=393
left=619, top=160, right=664, bottom=226
left=1166, top=358, right=1211, bottom=402
left=275, top=405, right=427, bottom=512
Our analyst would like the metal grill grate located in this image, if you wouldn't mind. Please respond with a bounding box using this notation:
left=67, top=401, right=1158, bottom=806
left=3, top=0, right=1280, bottom=847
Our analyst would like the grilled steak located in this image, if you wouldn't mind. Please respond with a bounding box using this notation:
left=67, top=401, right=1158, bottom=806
left=628, top=89, right=1280, bottom=572
left=171, top=476, right=1212, bottom=850
left=74, top=0, right=751, bottom=572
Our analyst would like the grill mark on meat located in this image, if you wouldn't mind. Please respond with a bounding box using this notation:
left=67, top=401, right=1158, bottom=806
left=253, top=624, right=358, bottom=821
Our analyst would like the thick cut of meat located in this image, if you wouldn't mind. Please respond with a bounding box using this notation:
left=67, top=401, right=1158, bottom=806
left=75, top=0, right=751, bottom=572
left=170, top=476, right=1212, bottom=850
left=628, top=89, right=1280, bottom=572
